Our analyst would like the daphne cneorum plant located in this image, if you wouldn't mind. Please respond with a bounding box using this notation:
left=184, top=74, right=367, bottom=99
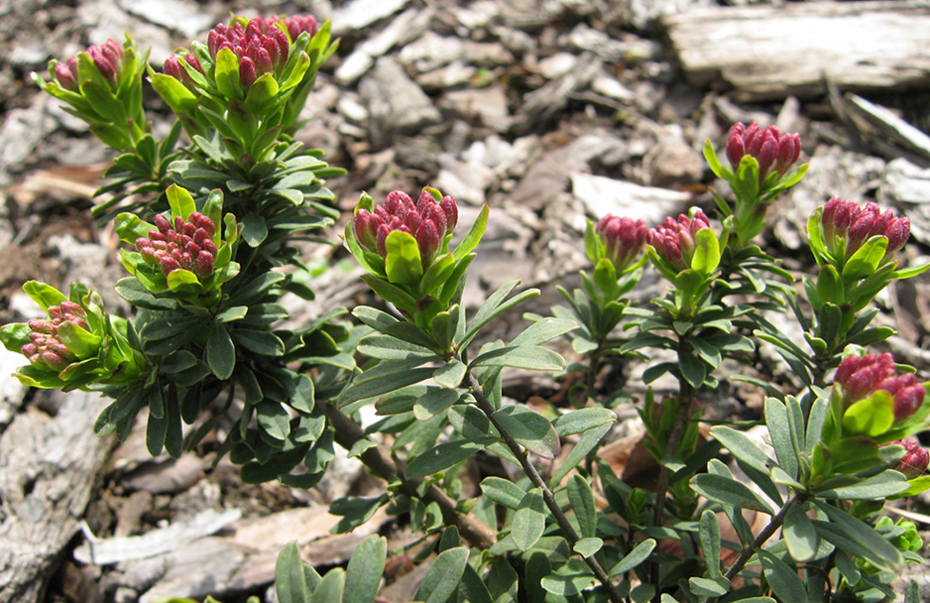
left=4, top=11, right=930, bottom=603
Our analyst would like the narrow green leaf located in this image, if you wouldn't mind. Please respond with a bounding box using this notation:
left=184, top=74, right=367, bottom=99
left=759, top=550, right=807, bottom=603
left=469, top=344, right=565, bottom=371
left=700, top=510, right=722, bottom=578
left=415, top=547, right=469, bottom=603
left=310, top=568, right=344, bottom=603
left=765, top=398, right=798, bottom=478
left=276, top=541, right=316, bottom=603
left=783, top=504, right=818, bottom=562
left=406, top=440, right=484, bottom=478
left=550, top=423, right=611, bottom=485
left=690, top=474, right=774, bottom=514
left=553, top=408, right=616, bottom=436
left=814, top=501, right=903, bottom=569
left=568, top=475, right=597, bottom=539
left=609, top=539, right=656, bottom=576
left=709, top=425, right=772, bottom=473
left=343, top=534, right=387, bottom=603
left=452, top=204, right=488, bottom=260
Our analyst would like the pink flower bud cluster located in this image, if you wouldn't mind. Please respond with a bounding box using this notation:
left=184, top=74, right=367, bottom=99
left=278, top=15, right=319, bottom=41
left=595, top=215, right=647, bottom=273
left=354, top=190, right=458, bottom=269
left=54, top=38, right=124, bottom=92
left=207, top=18, right=290, bottom=89
left=726, top=122, right=801, bottom=183
left=822, top=197, right=910, bottom=260
left=835, top=352, right=926, bottom=423
left=135, top=212, right=218, bottom=278
left=21, top=302, right=90, bottom=371
left=163, top=52, right=204, bottom=88
left=883, top=439, right=930, bottom=479
left=646, top=210, right=713, bottom=272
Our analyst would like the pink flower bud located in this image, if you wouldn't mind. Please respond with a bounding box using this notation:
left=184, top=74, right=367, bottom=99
left=595, top=214, right=647, bottom=273
left=284, top=15, right=319, bottom=41
left=154, top=213, right=172, bottom=234
left=440, top=196, right=458, bottom=234
left=194, top=251, right=215, bottom=277
left=835, top=352, right=926, bottom=423
left=725, top=122, right=802, bottom=183
left=885, top=439, right=929, bottom=479
left=417, top=221, right=441, bottom=268
left=41, top=350, right=70, bottom=371
left=159, top=254, right=181, bottom=274
left=54, top=58, right=79, bottom=91
left=886, top=217, right=911, bottom=255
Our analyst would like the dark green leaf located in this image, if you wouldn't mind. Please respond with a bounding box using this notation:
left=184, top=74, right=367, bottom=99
left=256, top=401, right=291, bottom=441
left=553, top=407, right=617, bottom=436
left=567, top=475, right=597, bottom=539
left=760, top=550, right=807, bottom=603
left=276, top=541, right=318, bottom=603
left=206, top=322, right=235, bottom=380
left=551, top=423, right=611, bottom=485
left=406, top=440, right=484, bottom=478
left=814, top=501, right=903, bottom=569
left=609, top=538, right=656, bottom=576
left=700, top=510, right=722, bottom=578
left=415, top=547, right=469, bottom=603
left=512, top=489, right=546, bottom=551
left=231, top=328, right=285, bottom=356
left=783, top=504, right=818, bottom=562
left=480, top=477, right=526, bottom=510
left=493, top=405, right=560, bottom=459
left=709, top=426, right=772, bottom=474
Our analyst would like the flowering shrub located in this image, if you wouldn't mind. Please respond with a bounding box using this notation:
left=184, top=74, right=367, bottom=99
left=6, top=12, right=930, bottom=603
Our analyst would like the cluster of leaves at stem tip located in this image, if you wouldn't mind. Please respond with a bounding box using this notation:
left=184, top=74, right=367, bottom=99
left=6, top=12, right=930, bottom=603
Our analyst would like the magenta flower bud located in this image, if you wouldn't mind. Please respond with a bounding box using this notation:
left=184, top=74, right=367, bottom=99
left=194, top=251, right=215, bottom=277
left=201, top=238, right=218, bottom=256
left=886, top=217, right=911, bottom=255
left=440, top=196, right=458, bottom=234
left=27, top=318, right=53, bottom=334
left=354, top=210, right=378, bottom=251
left=595, top=214, right=647, bottom=273
left=834, top=352, right=926, bottom=423
left=284, top=15, right=319, bottom=41
left=154, top=213, right=172, bottom=234
left=159, top=255, right=181, bottom=274
left=725, top=122, right=802, bottom=183
left=41, top=350, right=70, bottom=371
left=885, top=439, right=930, bottom=479
left=417, top=221, right=441, bottom=268
left=54, top=58, right=79, bottom=91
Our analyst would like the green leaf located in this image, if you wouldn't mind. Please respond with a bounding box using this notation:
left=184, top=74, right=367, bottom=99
left=166, top=184, right=197, bottom=220
left=406, top=440, right=484, bottom=478
left=553, top=407, right=616, bottom=436
left=700, top=510, right=722, bottom=578
left=452, top=204, right=488, bottom=260
left=765, top=398, right=798, bottom=478
left=842, top=390, right=895, bottom=437
left=493, top=405, right=560, bottom=459
left=413, top=387, right=462, bottom=421
left=814, top=501, right=903, bottom=569
left=550, top=423, right=611, bottom=485
left=214, top=47, right=243, bottom=99
left=330, top=495, right=387, bottom=534
left=709, top=425, right=772, bottom=474
left=691, top=227, right=720, bottom=275
left=783, top=504, right=818, bottom=562
left=384, top=230, right=423, bottom=286
left=759, top=550, right=806, bottom=603
left=480, top=476, right=526, bottom=509
left=231, top=329, right=286, bottom=356
left=460, top=283, right=539, bottom=350
left=688, top=577, right=727, bottom=597
left=343, top=535, right=387, bottom=603
left=150, top=73, right=199, bottom=114
left=820, top=470, right=908, bottom=500
left=256, top=401, right=291, bottom=441
left=690, top=473, right=774, bottom=514
left=469, top=345, right=565, bottom=372
left=573, top=537, right=603, bottom=558
left=568, top=475, right=597, bottom=539
left=843, top=236, right=887, bottom=280
left=433, top=360, right=466, bottom=389
left=276, top=541, right=317, bottom=603
left=608, top=538, right=656, bottom=576
left=415, top=547, right=469, bottom=603
left=678, top=353, right=706, bottom=388
left=310, top=568, right=344, bottom=603
left=512, top=489, right=546, bottom=551
left=511, top=317, right=579, bottom=346
left=356, top=334, right=435, bottom=361
left=22, top=281, right=67, bottom=312
left=206, top=322, right=235, bottom=380
left=339, top=366, right=435, bottom=406
left=241, top=213, right=269, bottom=247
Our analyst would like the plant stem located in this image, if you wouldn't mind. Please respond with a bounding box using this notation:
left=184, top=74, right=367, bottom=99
left=318, top=399, right=498, bottom=549
left=464, top=371, right=625, bottom=603
left=724, top=492, right=807, bottom=580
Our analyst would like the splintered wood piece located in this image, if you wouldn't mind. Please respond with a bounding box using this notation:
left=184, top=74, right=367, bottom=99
left=664, top=2, right=930, bottom=100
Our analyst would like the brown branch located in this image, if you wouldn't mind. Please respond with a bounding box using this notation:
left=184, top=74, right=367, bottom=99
left=319, top=399, right=498, bottom=550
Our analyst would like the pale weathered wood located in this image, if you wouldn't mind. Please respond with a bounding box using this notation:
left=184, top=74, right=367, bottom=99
left=0, top=390, right=114, bottom=603
left=663, top=2, right=930, bottom=100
